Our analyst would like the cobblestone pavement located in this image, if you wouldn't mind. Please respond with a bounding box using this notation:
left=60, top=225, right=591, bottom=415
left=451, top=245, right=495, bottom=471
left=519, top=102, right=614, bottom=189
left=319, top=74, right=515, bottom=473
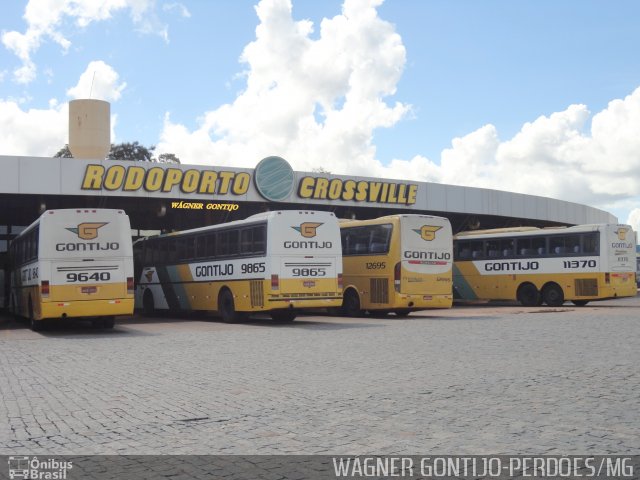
left=0, top=295, right=638, bottom=455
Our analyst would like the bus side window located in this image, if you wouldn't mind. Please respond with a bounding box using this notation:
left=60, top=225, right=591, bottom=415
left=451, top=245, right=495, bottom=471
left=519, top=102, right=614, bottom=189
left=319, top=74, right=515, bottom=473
left=196, top=235, right=207, bottom=259
left=166, top=239, right=177, bottom=264
left=253, top=226, right=266, bottom=255
left=206, top=234, right=216, bottom=258
left=486, top=240, right=499, bottom=258
left=582, top=232, right=598, bottom=254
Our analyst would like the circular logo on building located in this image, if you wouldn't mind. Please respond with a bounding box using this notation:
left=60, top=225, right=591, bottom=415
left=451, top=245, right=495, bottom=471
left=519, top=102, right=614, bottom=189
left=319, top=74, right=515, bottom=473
left=254, top=156, right=295, bottom=202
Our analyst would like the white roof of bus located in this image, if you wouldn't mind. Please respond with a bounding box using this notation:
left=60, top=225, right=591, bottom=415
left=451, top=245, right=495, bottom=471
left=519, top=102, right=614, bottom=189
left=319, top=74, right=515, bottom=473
left=16, top=208, right=129, bottom=238
left=454, top=223, right=627, bottom=239
left=139, top=210, right=336, bottom=240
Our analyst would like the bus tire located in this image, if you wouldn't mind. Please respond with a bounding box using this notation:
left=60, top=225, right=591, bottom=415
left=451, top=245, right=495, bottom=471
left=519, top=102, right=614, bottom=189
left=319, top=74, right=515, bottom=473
left=542, top=283, right=564, bottom=307
left=28, top=298, right=41, bottom=332
left=394, top=309, right=411, bottom=317
left=571, top=300, right=589, bottom=307
left=517, top=283, right=540, bottom=307
left=271, top=310, right=296, bottom=322
left=218, top=289, right=244, bottom=323
left=142, top=289, right=155, bottom=317
left=341, top=289, right=362, bottom=317
left=10, top=294, right=20, bottom=321
left=103, top=317, right=115, bottom=329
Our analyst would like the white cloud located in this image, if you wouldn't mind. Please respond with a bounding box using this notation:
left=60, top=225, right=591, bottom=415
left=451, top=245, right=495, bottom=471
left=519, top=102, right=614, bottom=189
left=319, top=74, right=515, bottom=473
left=432, top=88, right=640, bottom=210
left=155, top=0, right=640, bottom=227
left=2, top=0, right=163, bottom=84
left=0, top=99, right=67, bottom=156
left=66, top=61, right=127, bottom=101
left=157, top=0, right=410, bottom=174
left=627, top=209, right=640, bottom=233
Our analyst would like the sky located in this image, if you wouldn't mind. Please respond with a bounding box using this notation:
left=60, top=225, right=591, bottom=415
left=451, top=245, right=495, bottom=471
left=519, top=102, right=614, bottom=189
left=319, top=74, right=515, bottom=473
left=1, top=0, right=640, bottom=231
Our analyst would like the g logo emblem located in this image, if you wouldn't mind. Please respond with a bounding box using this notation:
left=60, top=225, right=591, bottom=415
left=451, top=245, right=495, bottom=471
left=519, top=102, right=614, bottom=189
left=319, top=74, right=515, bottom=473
left=292, top=222, right=323, bottom=238
left=66, top=222, right=108, bottom=240
left=413, top=225, right=442, bottom=241
left=616, top=228, right=627, bottom=241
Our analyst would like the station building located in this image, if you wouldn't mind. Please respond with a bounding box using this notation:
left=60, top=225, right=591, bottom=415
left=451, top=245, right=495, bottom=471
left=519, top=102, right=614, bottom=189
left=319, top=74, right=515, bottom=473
left=0, top=100, right=617, bottom=302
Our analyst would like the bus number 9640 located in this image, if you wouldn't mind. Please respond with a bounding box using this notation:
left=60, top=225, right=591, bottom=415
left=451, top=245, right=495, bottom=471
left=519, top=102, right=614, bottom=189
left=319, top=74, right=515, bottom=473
left=66, top=272, right=111, bottom=282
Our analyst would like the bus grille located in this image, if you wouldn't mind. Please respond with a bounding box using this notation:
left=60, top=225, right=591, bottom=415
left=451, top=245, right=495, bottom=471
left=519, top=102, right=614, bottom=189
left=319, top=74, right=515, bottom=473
left=575, top=278, right=598, bottom=296
left=370, top=278, right=389, bottom=304
left=250, top=280, right=264, bottom=308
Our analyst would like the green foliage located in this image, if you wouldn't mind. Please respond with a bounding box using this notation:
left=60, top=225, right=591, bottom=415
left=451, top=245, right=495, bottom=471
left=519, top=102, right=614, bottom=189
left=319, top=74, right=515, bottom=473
left=53, top=142, right=180, bottom=164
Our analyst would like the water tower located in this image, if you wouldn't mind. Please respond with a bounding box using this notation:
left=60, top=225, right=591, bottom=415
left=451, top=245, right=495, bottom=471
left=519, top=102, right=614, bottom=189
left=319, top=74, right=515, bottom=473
left=68, top=99, right=110, bottom=159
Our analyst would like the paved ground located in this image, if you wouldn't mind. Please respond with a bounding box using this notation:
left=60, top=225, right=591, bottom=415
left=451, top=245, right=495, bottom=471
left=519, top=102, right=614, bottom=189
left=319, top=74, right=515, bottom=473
left=0, top=295, right=638, bottom=455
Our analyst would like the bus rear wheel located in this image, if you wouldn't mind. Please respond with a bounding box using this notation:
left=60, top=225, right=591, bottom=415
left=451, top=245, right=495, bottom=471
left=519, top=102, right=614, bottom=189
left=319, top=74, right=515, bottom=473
left=542, top=284, right=564, bottom=307
left=28, top=298, right=42, bottom=331
left=218, top=289, right=245, bottom=323
left=517, top=283, right=540, bottom=307
left=341, top=289, right=362, bottom=317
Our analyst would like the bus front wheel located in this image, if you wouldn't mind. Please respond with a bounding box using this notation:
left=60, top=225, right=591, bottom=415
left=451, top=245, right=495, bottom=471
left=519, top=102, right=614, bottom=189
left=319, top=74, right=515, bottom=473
left=218, top=289, right=244, bottom=323
left=542, top=284, right=564, bottom=307
left=342, top=289, right=362, bottom=317
left=517, top=283, right=540, bottom=307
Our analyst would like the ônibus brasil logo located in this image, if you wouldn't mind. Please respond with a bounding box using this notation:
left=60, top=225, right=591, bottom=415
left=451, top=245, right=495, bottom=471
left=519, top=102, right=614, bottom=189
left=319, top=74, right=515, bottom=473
left=292, top=222, right=323, bottom=238
left=413, top=225, right=442, bottom=241
left=8, top=456, right=73, bottom=479
left=65, top=222, right=108, bottom=240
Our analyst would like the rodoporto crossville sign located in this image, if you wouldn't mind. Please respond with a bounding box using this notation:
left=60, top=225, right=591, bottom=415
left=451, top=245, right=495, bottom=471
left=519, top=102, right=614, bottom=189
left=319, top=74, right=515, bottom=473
left=80, top=156, right=418, bottom=206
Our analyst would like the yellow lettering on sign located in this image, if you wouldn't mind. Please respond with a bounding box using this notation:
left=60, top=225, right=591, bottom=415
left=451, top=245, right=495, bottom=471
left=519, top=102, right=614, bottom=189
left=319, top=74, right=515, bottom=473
left=407, top=184, right=417, bottom=205
left=81, top=165, right=105, bottom=190
left=355, top=181, right=368, bottom=202
left=233, top=172, right=251, bottom=195
left=313, top=178, right=329, bottom=199
left=199, top=171, right=218, bottom=194
left=145, top=167, right=164, bottom=191
left=104, top=165, right=125, bottom=190
left=181, top=170, right=200, bottom=193
left=162, top=168, right=183, bottom=192
left=328, top=179, right=343, bottom=200
left=298, top=177, right=315, bottom=199
left=124, top=166, right=145, bottom=191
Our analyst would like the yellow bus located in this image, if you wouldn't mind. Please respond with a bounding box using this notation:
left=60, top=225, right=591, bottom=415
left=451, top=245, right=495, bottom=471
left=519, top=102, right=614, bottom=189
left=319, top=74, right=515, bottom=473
left=9, top=209, right=135, bottom=330
left=134, top=210, right=343, bottom=322
left=339, top=214, right=453, bottom=316
left=453, top=223, right=637, bottom=306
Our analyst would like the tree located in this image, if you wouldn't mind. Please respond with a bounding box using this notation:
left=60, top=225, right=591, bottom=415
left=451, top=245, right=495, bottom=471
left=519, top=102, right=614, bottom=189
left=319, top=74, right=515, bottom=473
left=54, top=145, right=73, bottom=158
left=108, top=141, right=154, bottom=162
left=53, top=141, right=180, bottom=164
left=157, top=153, right=180, bottom=164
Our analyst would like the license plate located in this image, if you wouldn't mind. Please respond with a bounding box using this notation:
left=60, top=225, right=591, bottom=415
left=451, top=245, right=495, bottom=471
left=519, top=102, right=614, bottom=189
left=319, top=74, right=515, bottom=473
left=81, top=286, right=97, bottom=294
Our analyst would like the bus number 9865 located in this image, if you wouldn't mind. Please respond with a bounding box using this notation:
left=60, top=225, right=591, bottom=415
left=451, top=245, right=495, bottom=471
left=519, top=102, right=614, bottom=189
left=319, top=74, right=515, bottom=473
left=292, top=268, right=326, bottom=277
